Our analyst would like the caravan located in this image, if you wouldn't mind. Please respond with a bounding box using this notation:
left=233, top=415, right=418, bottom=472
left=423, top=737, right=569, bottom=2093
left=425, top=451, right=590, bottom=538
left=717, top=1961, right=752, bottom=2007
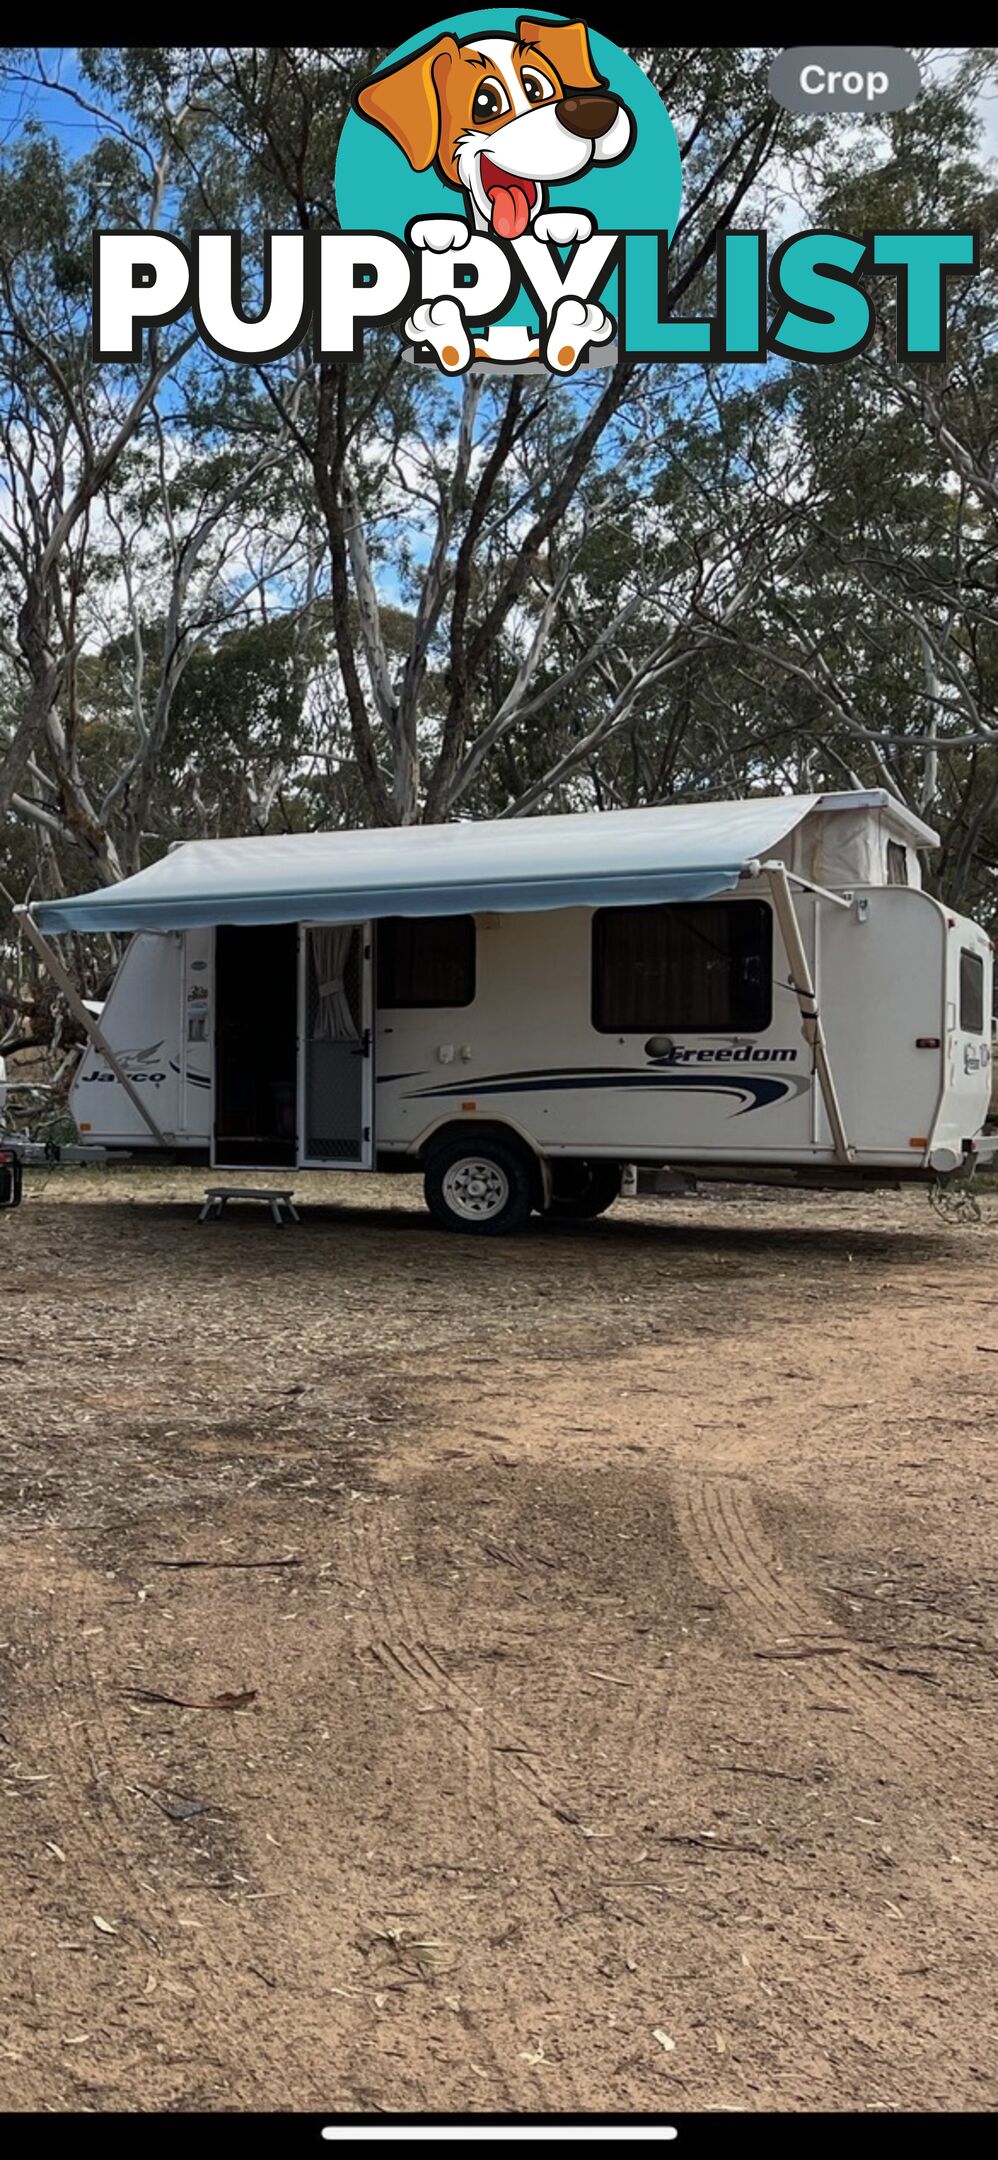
left=15, top=789, right=996, bottom=1232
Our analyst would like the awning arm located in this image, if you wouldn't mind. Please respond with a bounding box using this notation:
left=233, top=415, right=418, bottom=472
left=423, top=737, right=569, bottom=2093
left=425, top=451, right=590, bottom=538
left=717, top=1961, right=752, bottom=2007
left=772, top=866, right=853, bottom=909
left=14, top=908, right=169, bottom=1149
left=744, top=859, right=852, bottom=908
left=758, top=862, right=853, bottom=1166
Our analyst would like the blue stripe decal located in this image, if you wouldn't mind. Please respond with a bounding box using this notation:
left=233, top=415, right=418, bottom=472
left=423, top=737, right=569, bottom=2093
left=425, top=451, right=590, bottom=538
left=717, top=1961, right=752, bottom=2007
left=170, top=1060, right=210, bottom=1088
left=394, top=1068, right=799, bottom=1117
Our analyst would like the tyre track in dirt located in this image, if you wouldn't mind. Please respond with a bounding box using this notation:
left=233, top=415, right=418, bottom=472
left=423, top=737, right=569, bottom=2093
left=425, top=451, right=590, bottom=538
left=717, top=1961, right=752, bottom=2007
left=5, top=1175, right=998, bottom=2112
left=350, top=1500, right=630, bottom=2114
left=340, top=1502, right=602, bottom=2113
left=432, top=1287, right=994, bottom=1807
left=347, top=1502, right=586, bottom=1839
left=671, top=1472, right=988, bottom=1788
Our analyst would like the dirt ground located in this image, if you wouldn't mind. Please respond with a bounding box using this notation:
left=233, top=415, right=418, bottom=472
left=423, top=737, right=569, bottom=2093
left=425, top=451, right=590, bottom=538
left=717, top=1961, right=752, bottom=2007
left=0, top=1165, right=996, bottom=2115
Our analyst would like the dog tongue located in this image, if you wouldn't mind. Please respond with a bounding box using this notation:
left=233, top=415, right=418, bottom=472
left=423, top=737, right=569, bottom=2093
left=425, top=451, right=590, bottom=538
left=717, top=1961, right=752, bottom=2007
left=490, top=184, right=531, bottom=240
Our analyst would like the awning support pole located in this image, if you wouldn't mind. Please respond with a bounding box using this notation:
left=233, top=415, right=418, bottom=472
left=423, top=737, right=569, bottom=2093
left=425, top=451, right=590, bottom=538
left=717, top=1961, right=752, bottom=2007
left=14, top=908, right=169, bottom=1149
left=760, top=862, right=853, bottom=1166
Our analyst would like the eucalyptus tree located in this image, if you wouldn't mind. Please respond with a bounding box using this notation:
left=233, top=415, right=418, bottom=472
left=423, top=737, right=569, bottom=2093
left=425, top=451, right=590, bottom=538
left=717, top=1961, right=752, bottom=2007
left=118, top=42, right=814, bottom=824
left=0, top=60, right=197, bottom=829
left=687, top=51, right=998, bottom=918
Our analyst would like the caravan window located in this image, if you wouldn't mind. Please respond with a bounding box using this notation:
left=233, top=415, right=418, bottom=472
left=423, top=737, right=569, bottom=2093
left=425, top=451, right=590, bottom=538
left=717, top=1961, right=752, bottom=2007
left=592, top=901, right=772, bottom=1034
left=377, top=915, right=475, bottom=1008
left=960, top=948, right=985, bottom=1034
left=887, top=841, right=909, bottom=886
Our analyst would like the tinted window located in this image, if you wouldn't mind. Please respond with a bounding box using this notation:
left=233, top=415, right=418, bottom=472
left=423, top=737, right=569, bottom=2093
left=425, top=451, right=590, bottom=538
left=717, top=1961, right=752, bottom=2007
left=960, top=948, right=985, bottom=1035
left=593, top=901, right=772, bottom=1034
left=887, top=840, right=909, bottom=886
left=377, top=915, right=475, bottom=1008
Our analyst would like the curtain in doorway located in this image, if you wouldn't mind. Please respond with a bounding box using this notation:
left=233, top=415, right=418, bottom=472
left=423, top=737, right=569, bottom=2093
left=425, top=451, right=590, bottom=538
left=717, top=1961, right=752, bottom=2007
left=310, top=925, right=359, bottom=1041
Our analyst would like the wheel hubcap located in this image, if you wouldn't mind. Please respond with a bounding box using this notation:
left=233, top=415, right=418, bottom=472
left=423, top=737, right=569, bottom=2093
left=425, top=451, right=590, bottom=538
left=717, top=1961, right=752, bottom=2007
left=441, top=1156, right=510, bottom=1221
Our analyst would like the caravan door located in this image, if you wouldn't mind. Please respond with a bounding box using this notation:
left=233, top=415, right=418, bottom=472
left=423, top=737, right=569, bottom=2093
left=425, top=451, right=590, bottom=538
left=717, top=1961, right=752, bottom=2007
left=213, top=923, right=297, bottom=1167
left=298, top=923, right=373, bottom=1168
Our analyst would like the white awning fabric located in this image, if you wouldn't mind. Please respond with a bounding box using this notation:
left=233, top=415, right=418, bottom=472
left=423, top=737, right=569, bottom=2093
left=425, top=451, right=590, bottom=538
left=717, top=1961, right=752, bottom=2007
left=30, top=796, right=822, bottom=935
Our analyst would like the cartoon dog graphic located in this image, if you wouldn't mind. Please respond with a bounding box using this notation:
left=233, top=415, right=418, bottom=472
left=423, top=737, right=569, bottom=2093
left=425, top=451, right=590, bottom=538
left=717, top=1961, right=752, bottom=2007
left=354, top=16, right=634, bottom=372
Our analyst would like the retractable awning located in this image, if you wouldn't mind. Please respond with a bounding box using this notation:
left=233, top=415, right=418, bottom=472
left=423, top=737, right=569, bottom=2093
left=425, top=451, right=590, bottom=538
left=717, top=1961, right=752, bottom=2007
left=29, top=795, right=821, bottom=935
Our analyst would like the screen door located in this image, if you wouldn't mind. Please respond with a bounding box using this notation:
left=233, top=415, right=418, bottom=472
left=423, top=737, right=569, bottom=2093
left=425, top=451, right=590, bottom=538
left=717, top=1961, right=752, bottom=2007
left=298, top=923, right=373, bottom=1167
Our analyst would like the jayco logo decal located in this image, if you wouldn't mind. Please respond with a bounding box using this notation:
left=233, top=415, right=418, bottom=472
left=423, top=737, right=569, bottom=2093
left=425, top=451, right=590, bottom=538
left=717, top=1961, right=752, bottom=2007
left=92, top=15, right=977, bottom=376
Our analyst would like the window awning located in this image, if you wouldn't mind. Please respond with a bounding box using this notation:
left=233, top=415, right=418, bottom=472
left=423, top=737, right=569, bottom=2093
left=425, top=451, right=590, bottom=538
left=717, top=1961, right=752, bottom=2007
left=29, top=796, right=822, bottom=935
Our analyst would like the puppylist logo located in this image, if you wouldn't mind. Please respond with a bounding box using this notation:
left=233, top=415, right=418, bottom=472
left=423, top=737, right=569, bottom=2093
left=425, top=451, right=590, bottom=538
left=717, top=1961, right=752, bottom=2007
left=340, top=11, right=662, bottom=373
left=92, top=21, right=978, bottom=377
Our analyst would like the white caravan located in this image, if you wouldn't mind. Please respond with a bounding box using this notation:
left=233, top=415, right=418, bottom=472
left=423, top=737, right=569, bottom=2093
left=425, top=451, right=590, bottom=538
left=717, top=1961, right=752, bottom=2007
left=16, top=790, right=996, bottom=1233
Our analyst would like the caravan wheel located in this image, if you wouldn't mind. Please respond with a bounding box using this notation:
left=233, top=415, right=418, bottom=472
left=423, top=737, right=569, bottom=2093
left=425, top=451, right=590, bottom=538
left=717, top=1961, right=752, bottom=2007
left=546, top=1160, right=621, bottom=1220
left=423, top=1134, right=535, bottom=1236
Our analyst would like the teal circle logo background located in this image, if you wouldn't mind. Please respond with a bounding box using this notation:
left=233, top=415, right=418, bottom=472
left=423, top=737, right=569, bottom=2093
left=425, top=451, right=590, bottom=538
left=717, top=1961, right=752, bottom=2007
left=335, top=13, right=682, bottom=337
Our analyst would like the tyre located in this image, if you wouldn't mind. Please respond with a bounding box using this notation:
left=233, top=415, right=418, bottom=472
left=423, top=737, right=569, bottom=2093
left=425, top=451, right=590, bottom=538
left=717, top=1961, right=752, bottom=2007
left=423, top=1133, right=536, bottom=1236
left=545, top=1159, right=621, bottom=1221
left=0, top=1149, right=22, bottom=1211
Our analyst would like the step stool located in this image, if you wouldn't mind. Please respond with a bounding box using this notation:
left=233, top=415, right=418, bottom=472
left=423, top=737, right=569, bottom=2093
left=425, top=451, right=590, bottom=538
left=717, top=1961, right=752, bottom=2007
left=199, top=1186, right=299, bottom=1226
